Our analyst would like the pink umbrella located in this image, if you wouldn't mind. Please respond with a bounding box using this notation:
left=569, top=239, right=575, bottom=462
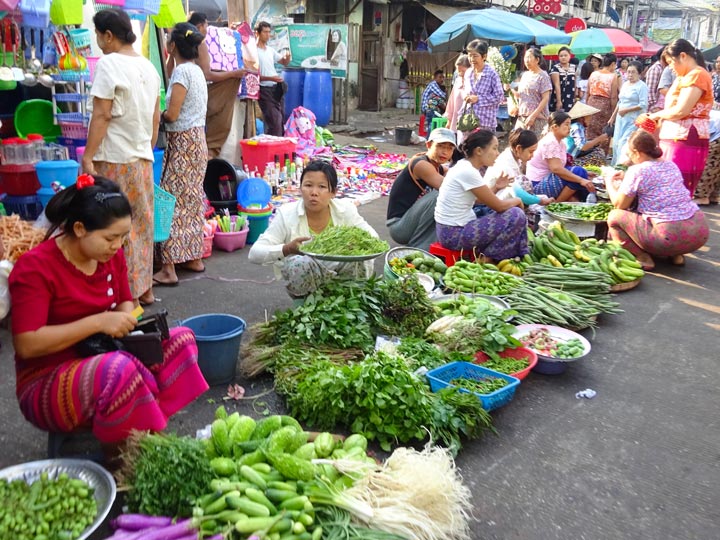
left=640, top=37, right=663, bottom=57
left=600, top=29, right=642, bottom=56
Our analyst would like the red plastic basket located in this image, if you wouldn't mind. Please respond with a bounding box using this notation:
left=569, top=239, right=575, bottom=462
left=474, top=347, right=538, bottom=381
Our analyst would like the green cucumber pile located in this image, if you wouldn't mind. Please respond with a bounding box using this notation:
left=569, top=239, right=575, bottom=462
left=433, top=294, right=506, bottom=318
left=302, top=226, right=389, bottom=256
left=443, top=260, right=523, bottom=295
left=553, top=338, right=586, bottom=358
left=0, top=472, right=97, bottom=540
left=195, top=409, right=374, bottom=539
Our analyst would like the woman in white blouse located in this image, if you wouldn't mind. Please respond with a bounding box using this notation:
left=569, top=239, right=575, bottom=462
left=249, top=161, right=379, bottom=298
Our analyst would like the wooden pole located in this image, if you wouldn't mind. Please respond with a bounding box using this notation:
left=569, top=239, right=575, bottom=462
left=226, top=0, right=246, bottom=26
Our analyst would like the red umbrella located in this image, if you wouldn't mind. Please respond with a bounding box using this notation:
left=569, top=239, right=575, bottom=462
left=640, top=37, right=663, bottom=57
left=600, top=29, right=642, bottom=55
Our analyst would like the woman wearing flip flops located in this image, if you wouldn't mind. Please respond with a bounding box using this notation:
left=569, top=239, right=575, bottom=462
left=605, top=130, right=709, bottom=270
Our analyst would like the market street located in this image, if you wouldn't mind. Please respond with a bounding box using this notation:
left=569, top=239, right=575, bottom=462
left=0, top=127, right=718, bottom=537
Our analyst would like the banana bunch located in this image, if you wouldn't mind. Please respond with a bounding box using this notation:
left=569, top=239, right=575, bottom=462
left=529, top=222, right=645, bottom=284
left=497, top=256, right=532, bottom=276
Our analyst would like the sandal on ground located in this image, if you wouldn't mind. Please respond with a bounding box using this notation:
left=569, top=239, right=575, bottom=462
left=152, top=277, right=179, bottom=287
left=179, top=262, right=205, bottom=273
left=693, top=197, right=710, bottom=206
left=138, top=291, right=155, bottom=306
left=670, top=254, right=685, bottom=266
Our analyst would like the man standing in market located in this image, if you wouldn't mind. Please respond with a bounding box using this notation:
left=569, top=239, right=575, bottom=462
left=256, top=21, right=291, bottom=136
left=167, top=12, right=246, bottom=158
left=644, top=46, right=666, bottom=113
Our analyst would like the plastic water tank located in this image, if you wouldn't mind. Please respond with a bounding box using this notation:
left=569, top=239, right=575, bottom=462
left=283, top=68, right=305, bottom=121
left=303, top=68, right=332, bottom=127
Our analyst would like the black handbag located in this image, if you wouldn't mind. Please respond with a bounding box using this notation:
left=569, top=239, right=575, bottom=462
left=76, top=310, right=170, bottom=366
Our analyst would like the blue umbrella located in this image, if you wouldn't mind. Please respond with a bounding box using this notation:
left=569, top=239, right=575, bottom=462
left=427, top=8, right=572, bottom=52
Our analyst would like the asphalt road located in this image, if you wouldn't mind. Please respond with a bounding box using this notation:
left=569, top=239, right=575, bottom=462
left=1, top=131, right=719, bottom=539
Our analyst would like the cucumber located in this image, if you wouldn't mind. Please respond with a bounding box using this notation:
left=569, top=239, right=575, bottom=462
left=234, top=516, right=279, bottom=534
left=240, top=464, right=268, bottom=489
left=245, top=487, right=278, bottom=514
left=226, top=495, right=272, bottom=517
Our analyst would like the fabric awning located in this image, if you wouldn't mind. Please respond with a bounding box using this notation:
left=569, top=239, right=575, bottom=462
left=421, top=2, right=465, bottom=22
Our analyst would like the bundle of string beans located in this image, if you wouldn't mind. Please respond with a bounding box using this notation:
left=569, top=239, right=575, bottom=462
left=302, top=226, right=389, bottom=256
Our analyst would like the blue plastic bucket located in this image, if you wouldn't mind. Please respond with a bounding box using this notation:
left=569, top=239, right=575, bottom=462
left=35, top=160, right=79, bottom=188
left=180, top=313, right=246, bottom=385
left=37, top=187, right=55, bottom=207
left=153, top=149, right=165, bottom=186
left=303, top=68, right=332, bottom=127
left=283, top=68, right=305, bottom=121
left=246, top=214, right=270, bottom=244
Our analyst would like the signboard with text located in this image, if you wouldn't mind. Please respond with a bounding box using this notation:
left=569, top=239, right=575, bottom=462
left=565, top=18, right=587, bottom=33
left=270, top=24, right=349, bottom=79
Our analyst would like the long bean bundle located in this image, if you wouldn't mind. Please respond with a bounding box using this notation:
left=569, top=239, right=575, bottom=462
left=521, top=264, right=613, bottom=298
left=302, top=226, right=389, bottom=256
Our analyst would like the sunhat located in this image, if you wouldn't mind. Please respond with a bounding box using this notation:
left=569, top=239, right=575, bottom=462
left=568, top=102, right=601, bottom=120
left=427, top=127, right=457, bottom=146
left=589, top=53, right=603, bottom=62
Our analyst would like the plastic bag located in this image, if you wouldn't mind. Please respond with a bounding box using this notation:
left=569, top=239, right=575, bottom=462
left=0, top=260, right=15, bottom=320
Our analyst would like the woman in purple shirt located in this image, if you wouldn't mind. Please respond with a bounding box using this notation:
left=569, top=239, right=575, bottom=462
left=463, top=40, right=504, bottom=133
left=606, top=130, right=709, bottom=270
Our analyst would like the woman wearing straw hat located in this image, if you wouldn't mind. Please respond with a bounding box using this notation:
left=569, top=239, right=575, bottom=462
left=608, top=61, right=648, bottom=166
left=565, top=101, right=609, bottom=168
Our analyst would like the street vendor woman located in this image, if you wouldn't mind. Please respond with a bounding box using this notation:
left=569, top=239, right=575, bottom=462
left=386, top=128, right=456, bottom=251
left=248, top=160, right=379, bottom=297
left=8, top=176, right=209, bottom=451
left=434, top=129, right=529, bottom=262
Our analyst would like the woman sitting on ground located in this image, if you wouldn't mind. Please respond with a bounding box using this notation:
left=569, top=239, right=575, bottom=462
left=386, top=128, right=456, bottom=251
left=605, top=130, right=709, bottom=270
left=484, top=129, right=553, bottom=207
left=434, top=130, right=529, bottom=262
left=565, top=101, right=609, bottom=168
left=8, top=176, right=208, bottom=449
left=526, top=111, right=597, bottom=202
left=248, top=160, right=379, bottom=298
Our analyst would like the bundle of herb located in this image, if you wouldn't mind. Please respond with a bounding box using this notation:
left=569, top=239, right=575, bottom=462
left=302, top=225, right=389, bottom=256
left=377, top=277, right=438, bottom=338
left=253, top=278, right=385, bottom=352
left=396, top=337, right=446, bottom=370
left=280, top=351, right=493, bottom=453
left=119, top=432, right=214, bottom=517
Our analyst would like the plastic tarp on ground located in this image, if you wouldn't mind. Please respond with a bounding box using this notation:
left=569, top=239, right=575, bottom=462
left=427, top=8, right=572, bottom=52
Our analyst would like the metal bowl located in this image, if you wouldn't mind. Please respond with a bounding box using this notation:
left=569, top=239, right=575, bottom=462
left=0, top=458, right=116, bottom=540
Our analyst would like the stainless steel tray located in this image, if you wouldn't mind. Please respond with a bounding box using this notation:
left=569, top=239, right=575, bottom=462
left=299, top=250, right=386, bottom=262
left=0, top=458, right=116, bottom=540
left=544, top=202, right=610, bottom=224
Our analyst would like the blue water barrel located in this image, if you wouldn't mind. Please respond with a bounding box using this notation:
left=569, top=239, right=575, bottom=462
left=303, top=68, right=332, bottom=127
left=283, top=68, right=305, bottom=121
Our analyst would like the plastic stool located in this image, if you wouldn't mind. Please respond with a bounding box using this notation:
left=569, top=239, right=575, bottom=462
left=418, top=115, right=427, bottom=137
left=47, top=431, right=103, bottom=462
left=430, top=117, right=448, bottom=131
left=429, top=242, right=464, bottom=267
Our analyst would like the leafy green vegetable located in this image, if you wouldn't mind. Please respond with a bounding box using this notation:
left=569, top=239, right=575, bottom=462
left=302, top=225, right=389, bottom=255
left=396, top=337, right=447, bottom=370
left=278, top=351, right=493, bottom=454
left=122, top=432, right=215, bottom=517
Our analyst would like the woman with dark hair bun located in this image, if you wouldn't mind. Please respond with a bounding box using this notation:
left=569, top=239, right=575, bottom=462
left=642, top=38, right=713, bottom=197
left=434, top=130, right=529, bottom=262
left=248, top=160, right=380, bottom=297
left=526, top=111, right=596, bottom=202
left=83, top=8, right=161, bottom=306
left=549, top=46, right=576, bottom=113
left=605, top=130, right=709, bottom=270
left=8, top=176, right=208, bottom=453
left=485, top=129, right=553, bottom=206
left=153, top=23, right=209, bottom=285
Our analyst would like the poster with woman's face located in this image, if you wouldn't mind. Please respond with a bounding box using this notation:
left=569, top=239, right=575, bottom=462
left=271, top=24, right=349, bottom=79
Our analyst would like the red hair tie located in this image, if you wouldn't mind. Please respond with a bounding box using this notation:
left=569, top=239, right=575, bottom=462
left=76, top=174, right=95, bottom=189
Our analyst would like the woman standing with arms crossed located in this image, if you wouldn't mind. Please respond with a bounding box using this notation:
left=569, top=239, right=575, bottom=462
left=153, top=24, right=209, bottom=286
left=586, top=53, right=619, bottom=154
left=513, top=48, right=553, bottom=136
left=463, top=40, right=505, bottom=132
left=82, top=9, right=161, bottom=306
left=642, top=39, right=713, bottom=197
left=609, top=61, right=648, bottom=165
left=549, top=47, right=576, bottom=113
